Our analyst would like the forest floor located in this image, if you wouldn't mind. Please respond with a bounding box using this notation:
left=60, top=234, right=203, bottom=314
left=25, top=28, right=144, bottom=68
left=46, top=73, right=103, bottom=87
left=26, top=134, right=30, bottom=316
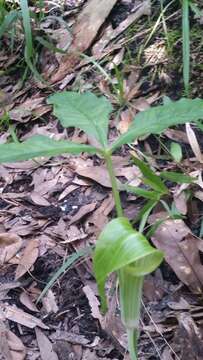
left=0, top=0, right=203, bottom=359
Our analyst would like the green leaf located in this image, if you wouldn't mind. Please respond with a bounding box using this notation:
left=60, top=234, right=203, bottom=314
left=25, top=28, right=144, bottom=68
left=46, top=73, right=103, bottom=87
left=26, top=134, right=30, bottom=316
left=0, top=10, right=19, bottom=39
left=160, top=171, right=195, bottom=184
left=48, top=91, right=113, bottom=148
left=111, top=98, right=203, bottom=151
left=93, top=217, right=163, bottom=311
left=121, top=184, right=160, bottom=200
left=0, top=135, right=97, bottom=163
left=132, top=157, right=168, bottom=194
left=170, top=142, right=183, bottom=162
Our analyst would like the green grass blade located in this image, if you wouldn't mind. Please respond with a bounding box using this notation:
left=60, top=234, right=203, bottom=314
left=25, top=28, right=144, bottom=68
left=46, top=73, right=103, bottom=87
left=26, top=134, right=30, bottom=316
left=20, top=0, right=33, bottom=58
left=0, top=10, right=19, bottom=39
left=37, top=247, right=91, bottom=303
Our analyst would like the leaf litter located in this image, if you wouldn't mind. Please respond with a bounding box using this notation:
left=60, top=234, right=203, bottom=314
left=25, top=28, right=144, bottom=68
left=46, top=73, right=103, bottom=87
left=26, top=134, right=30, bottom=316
left=1, top=0, right=203, bottom=359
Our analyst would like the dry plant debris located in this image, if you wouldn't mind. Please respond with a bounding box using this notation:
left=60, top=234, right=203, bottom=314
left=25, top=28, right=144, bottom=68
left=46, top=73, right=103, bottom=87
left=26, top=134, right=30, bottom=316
left=0, top=0, right=203, bottom=359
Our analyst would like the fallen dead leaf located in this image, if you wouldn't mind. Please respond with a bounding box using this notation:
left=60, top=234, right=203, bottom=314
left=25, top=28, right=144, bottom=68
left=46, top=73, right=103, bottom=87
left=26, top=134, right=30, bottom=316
left=151, top=219, right=203, bottom=293
left=36, top=328, right=58, bottom=360
left=176, top=313, right=203, bottom=360
left=15, top=239, right=39, bottom=280
left=3, top=305, right=49, bottom=329
left=9, top=98, right=44, bottom=122
left=19, top=292, right=39, bottom=312
left=0, top=323, right=26, bottom=360
left=186, top=123, right=203, bottom=163
left=30, top=191, right=50, bottom=206
left=51, top=0, right=118, bottom=83
left=92, top=0, right=151, bottom=56
left=83, top=285, right=104, bottom=325
left=173, top=191, right=187, bottom=215
left=118, top=109, right=134, bottom=134
left=69, top=202, right=97, bottom=224
left=42, top=290, right=59, bottom=314
left=164, top=129, right=189, bottom=143
left=0, top=233, right=22, bottom=264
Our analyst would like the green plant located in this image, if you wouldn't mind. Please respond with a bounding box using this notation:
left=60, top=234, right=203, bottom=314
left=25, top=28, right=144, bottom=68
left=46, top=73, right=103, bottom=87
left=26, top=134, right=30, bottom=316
left=1, top=93, right=203, bottom=358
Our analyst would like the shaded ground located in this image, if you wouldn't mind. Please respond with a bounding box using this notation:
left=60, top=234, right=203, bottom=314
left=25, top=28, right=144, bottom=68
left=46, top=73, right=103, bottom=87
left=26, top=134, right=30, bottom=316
left=0, top=0, right=203, bottom=359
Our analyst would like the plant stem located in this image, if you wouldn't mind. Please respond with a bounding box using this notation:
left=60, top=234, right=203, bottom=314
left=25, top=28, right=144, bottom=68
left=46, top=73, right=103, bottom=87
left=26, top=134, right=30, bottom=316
left=127, top=329, right=138, bottom=360
left=119, top=269, right=144, bottom=360
left=105, top=151, right=123, bottom=217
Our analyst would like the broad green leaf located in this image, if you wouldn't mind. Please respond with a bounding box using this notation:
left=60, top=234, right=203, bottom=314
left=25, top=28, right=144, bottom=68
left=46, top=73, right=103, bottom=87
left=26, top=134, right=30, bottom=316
left=132, top=157, right=168, bottom=194
left=170, top=142, right=183, bottom=162
left=0, top=135, right=97, bottom=163
left=48, top=91, right=113, bottom=148
left=111, top=98, right=203, bottom=151
left=93, top=217, right=163, bottom=310
left=160, top=171, right=195, bottom=184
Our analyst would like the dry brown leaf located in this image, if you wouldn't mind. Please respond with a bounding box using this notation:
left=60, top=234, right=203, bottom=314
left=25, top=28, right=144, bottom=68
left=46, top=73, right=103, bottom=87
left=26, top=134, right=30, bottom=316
left=75, top=165, right=112, bottom=187
left=151, top=219, right=203, bottom=293
left=15, top=239, right=39, bottom=280
left=83, top=285, right=103, bottom=325
left=173, top=191, right=187, bottom=215
left=164, top=129, right=189, bottom=143
left=69, top=202, right=97, bottom=224
left=3, top=305, right=49, bottom=329
left=51, top=0, right=118, bottom=83
left=0, top=324, right=26, bottom=360
left=118, top=109, right=134, bottom=134
left=42, top=290, right=59, bottom=314
left=177, top=313, right=203, bottom=360
left=0, top=233, right=22, bottom=265
left=75, top=161, right=139, bottom=188
left=36, top=328, right=58, bottom=360
left=186, top=123, right=203, bottom=163
left=92, top=0, right=151, bottom=56
left=90, top=194, right=114, bottom=231
left=19, top=292, right=39, bottom=312
left=9, top=98, right=44, bottom=122
left=30, top=191, right=50, bottom=206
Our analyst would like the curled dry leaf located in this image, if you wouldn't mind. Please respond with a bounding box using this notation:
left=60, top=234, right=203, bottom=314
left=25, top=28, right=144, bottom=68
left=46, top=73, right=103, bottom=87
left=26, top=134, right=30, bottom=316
left=36, top=328, right=58, bottom=360
left=15, top=239, right=39, bottom=280
left=151, top=219, right=203, bottom=293
left=0, top=233, right=22, bottom=265
left=19, top=292, right=39, bottom=312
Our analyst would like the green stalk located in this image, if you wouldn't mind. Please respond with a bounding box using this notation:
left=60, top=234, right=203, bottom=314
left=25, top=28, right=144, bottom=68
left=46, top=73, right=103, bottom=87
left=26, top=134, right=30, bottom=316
left=105, top=151, right=123, bottom=217
left=104, top=151, right=143, bottom=359
left=182, top=0, right=190, bottom=96
left=119, top=269, right=143, bottom=360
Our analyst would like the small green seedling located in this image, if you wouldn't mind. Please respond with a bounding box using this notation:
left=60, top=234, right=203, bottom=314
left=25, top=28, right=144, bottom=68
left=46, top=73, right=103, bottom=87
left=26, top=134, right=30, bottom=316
left=1, top=92, right=203, bottom=359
